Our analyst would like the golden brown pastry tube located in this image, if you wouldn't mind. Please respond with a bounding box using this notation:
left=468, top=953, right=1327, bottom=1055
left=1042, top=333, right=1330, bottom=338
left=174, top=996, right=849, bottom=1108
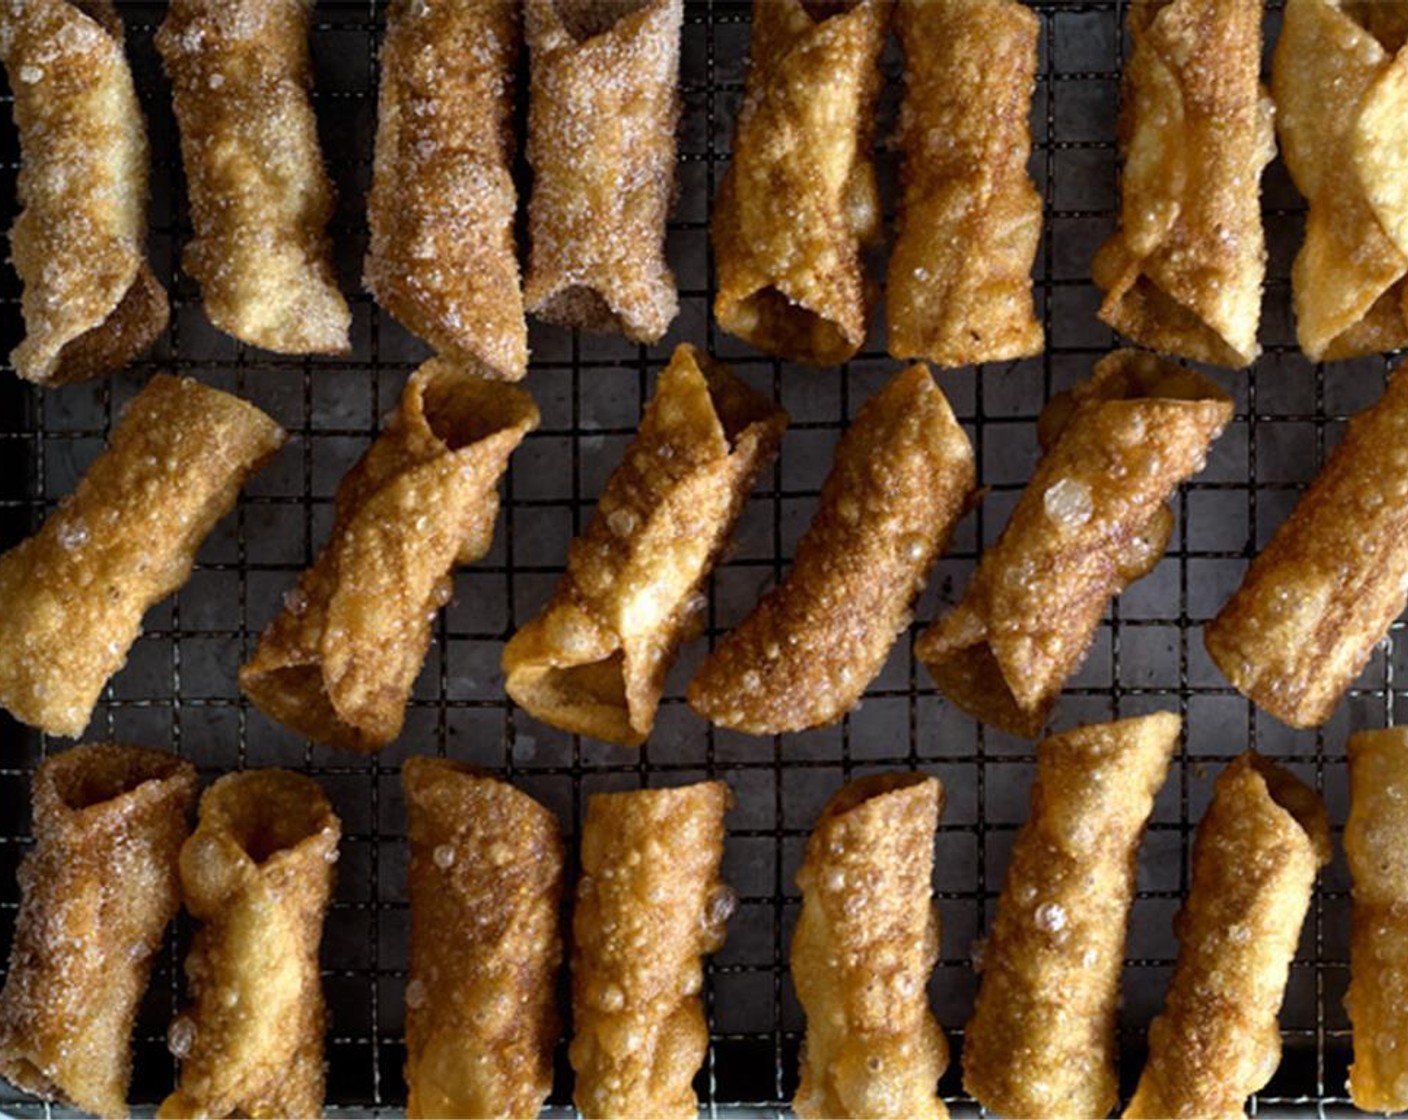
left=1273, top=0, right=1408, bottom=361
left=0, top=375, right=285, bottom=739
left=523, top=0, right=681, bottom=343
left=156, top=0, right=351, bottom=355
left=0, top=745, right=196, bottom=1120
left=241, top=358, right=538, bottom=753
left=570, top=781, right=733, bottom=1119
left=1344, top=728, right=1408, bottom=1112
left=711, top=0, right=889, bottom=365
left=1092, top=0, right=1274, bottom=368
left=1125, top=753, right=1330, bottom=1119
left=504, top=344, right=785, bottom=747
left=791, top=774, right=949, bottom=1120
left=1206, top=364, right=1408, bottom=729
left=689, top=364, right=976, bottom=735
left=917, top=349, right=1231, bottom=738
left=365, top=0, right=527, bottom=380
left=402, top=756, right=565, bottom=1120
left=887, top=0, right=1043, bottom=368
left=963, top=712, right=1178, bottom=1119
left=158, top=769, right=340, bottom=1120
left=0, top=0, right=168, bottom=385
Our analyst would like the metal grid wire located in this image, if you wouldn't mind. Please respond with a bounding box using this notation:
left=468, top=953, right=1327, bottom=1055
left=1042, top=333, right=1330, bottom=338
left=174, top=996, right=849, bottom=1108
left=0, top=1, right=1389, bottom=1115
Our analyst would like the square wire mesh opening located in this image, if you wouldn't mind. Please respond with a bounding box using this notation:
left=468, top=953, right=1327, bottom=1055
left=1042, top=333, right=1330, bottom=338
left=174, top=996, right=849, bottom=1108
left=0, top=1, right=1382, bottom=1116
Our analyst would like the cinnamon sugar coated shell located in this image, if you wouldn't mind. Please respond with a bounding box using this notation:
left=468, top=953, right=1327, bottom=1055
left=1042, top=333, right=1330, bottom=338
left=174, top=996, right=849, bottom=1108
left=402, top=757, right=564, bottom=1119
left=1125, top=753, right=1330, bottom=1118
left=712, top=0, right=888, bottom=365
left=1092, top=0, right=1273, bottom=368
left=504, top=343, right=786, bottom=747
left=0, top=0, right=168, bottom=385
left=0, top=375, right=286, bottom=738
left=792, top=773, right=950, bottom=1120
left=0, top=745, right=197, bottom=1120
left=963, top=712, right=1178, bottom=1119
left=365, top=0, right=527, bottom=379
left=689, top=364, right=976, bottom=735
left=523, top=0, right=681, bottom=342
left=159, top=770, right=340, bottom=1120
left=918, top=349, right=1231, bottom=737
left=570, top=781, right=733, bottom=1119
left=156, top=0, right=351, bottom=354
left=887, top=0, right=1043, bottom=368
left=241, top=358, right=539, bottom=753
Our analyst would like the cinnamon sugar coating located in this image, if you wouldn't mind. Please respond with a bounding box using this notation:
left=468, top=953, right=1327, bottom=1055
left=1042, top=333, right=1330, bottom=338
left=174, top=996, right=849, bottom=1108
left=241, top=358, right=538, bottom=753
left=0, top=0, right=168, bottom=385
left=157, top=0, right=351, bottom=355
left=366, top=0, right=527, bottom=380
left=505, top=344, right=786, bottom=747
left=0, top=745, right=196, bottom=1119
left=1093, top=0, right=1273, bottom=368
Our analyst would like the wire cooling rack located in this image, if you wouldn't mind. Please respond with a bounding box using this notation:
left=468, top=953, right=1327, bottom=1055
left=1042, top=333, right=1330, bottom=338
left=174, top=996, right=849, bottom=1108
left=0, top=1, right=1392, bottom=1116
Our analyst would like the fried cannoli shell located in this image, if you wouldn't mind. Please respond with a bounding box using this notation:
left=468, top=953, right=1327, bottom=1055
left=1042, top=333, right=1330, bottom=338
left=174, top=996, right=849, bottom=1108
left=158, top=769, right=340, bottom=1120
left=1125, top=753, right=1330, bottom=1119
left=0, top=375, right=285, bottom=739
left=0, top=745, right=196, bottom=1120
left=963, top=712, right=1178, bottom=1120
left=792, top=774, right=949, bottom=1120
left=241, top=359, right=539, bottom=753
left=917, top=349, right=1231, bottom=738
left=887, top=0, right=1043, bottom=368
left=1092, top=0, right=1274, bottom=369
left=1206, top=365, right=1408, bottom=729
left=688, top=365, right=976, bottom=735
left=156, top=0, right=351, bottom=355
left=1273, top=0, right=1408, bottom=361
left=365, top=0, right=527, bottom=380
left=522, top=0, right=681, bottom=343
left=711, top=0, right=889, bottom=366
left=0, top=0, right=168, bottom=386
left=570, top=781, right=734, bottom=1120
left=504, top=344, right=785, bottom=747
left=402, top=757, right=565, bottom=1120
left=1344, top=728, right=1408, bottom=1112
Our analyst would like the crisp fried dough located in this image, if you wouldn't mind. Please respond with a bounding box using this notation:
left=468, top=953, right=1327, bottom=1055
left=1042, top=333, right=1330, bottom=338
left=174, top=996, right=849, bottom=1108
left=0, top=746, right=196, bottom=1120
left=711, top=0, right=889, bottom=365
left=1125, top=753, right=1330, bottom=1119
left=402, top=757, right=564, bottom=1120
left=570, top=782, right=733, bottom=1120
left=1273, top=0, right=1408, bottom=361
left=1206, top=364, right=1408, bottom=729
left=504, top=344, right=785, bottom=747
left=792, top=774, right=949, bottom=1120
left=156, top=0, right=351, bottom=355
left=689, top=365, right=976, bottom=735
left=963, top=712, right=1178, bottom=1120
left=241, top=359, right=538, bottom=753
left=917, top=349, right=1231, bottom=737
left=1346, top=728, right=1408, bottom=1113
left=1092, top=0, right=1273, bottom=368
left=523, top=0, right=681, bottom=343
left=158, top=770, right=340, bottom=1120
left=0, top=0, right=168, bottom=385
left=365, top=0, right=527, bottom=380
left=0, top=375, right=285, bottom=738
left=887, top=0, right=1042, bottom=368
